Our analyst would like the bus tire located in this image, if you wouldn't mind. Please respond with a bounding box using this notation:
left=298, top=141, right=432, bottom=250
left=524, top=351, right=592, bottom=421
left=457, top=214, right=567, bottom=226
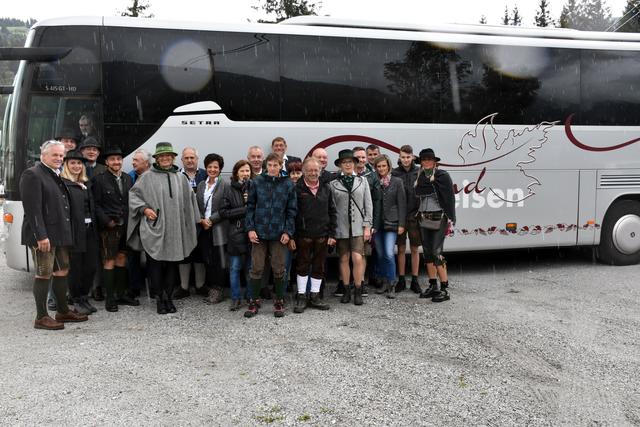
left=597, top=200, right=640, bottom=265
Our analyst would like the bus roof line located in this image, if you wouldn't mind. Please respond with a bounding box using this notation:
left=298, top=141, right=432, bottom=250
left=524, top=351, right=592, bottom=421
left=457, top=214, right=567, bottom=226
left=30, top=15, right=640, bottom=46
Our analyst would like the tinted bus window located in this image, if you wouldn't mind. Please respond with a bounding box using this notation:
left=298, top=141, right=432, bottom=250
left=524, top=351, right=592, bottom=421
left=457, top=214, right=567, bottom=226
left=281, top=35, right=421, bottom=122
left=102, top=28, right=279, bottom=153
left=102, top=27, right=279, bottom=124
left=581, top=50, right=640, bottom=126
left=439, top=44, right=580, bottom=125
left=30, top=26, right=101, bottom=95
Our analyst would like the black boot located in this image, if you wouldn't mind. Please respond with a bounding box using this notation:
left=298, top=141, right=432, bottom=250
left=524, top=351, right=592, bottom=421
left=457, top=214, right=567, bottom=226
left=92, top=286, right=105, bottom=301
left=395, top=276, right=406, bottom=292
left=165, top=289, right=177, bottom=313
left=293, top=294, right=306, bottom=314
left=340, top=285, right=351, bottom=303
left=420, top=279, right=438, bottom=299
left=103, top=269, right=118, bottom=312
left=432, top=288, right=450, bottom=303
left=156, top=293, right=168, bottom=314
left=308, top=292, right=329, bottom=310
left=410, top=276, right=422, bottom=294
left=353, top=286, right=363, bottom=306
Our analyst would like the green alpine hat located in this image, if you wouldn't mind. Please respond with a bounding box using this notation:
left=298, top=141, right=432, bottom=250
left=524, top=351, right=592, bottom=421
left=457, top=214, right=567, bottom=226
left=152, top=142, right=178, bottom=158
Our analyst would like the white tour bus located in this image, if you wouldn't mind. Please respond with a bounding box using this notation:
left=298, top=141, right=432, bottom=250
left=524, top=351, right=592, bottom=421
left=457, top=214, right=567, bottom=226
left=2, top=15, right=640, bottom=271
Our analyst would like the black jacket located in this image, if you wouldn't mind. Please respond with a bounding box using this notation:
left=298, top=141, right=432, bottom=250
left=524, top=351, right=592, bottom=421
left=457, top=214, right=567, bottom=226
left=379, top=176, right=407, bottom=231
left=294, top=179, right=337, bottom=239
left=91, top=170, right=133, bottom=230
left=415, top=168, right=456, bottom=224
left=63, top=179, right=97, bottom=252
left=20, top=163, right=73, bottom=247
left=219, top=179, right=251, bottom=256
left=320, top=169, right=337, bottom=184
left=392, top=163, right=420, bottom=215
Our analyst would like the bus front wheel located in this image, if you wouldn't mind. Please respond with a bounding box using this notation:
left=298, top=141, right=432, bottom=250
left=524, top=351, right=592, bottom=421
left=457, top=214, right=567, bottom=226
left=598, top=200, right=640, bottom=265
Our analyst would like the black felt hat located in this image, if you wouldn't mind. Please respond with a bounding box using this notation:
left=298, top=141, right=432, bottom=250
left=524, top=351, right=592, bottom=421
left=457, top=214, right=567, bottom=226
left=102, top=146, right=123, bottom=158
left=416, top=148, right=441, bottom=163
left=79, top=137, right=102, bottom=150
left=334, top=149, right=359, bottom=167
left=63, top=149, right=85, bottom=162
left=56, top=128, right=81, bottom=142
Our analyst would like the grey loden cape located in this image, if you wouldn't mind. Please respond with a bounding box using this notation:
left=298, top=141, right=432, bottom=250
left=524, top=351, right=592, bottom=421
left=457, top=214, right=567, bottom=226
left=127, top=165, right=200, bottom=261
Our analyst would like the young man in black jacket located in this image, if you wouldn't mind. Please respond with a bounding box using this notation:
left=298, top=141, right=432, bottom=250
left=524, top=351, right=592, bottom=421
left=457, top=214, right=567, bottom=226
left=20, top=140, right=88, bottom=330
left=92, top=147, right=137, bottom=312
left=391, top=145, right=423, bottom=294
left=290, top=158, right=337, bottom=313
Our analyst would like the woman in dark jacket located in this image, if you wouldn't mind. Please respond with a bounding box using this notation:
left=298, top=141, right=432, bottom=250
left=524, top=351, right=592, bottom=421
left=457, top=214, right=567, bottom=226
left=219, top=160, right=252, bottom=311
left=372, top=155, right=406, bottom=298
left=196, top=153, right=229, bottom=305
left=414, top=148, right=456, bottom=303
left=61, top=150, right=99, bottom=315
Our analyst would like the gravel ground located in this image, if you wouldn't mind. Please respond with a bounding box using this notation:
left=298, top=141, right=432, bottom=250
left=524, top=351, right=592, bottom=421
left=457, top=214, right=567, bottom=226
left=1, top=246, right=639, bottom=426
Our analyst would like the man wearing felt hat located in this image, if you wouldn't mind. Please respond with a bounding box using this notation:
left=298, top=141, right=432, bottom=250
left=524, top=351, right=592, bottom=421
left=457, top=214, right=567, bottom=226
left=80, top=137, right=106, bottom=178
left=56, top=128, right=81, bottom=153
left=92, top=146, right=137, bottom=312
left=127, top=142, right=200, bottom=315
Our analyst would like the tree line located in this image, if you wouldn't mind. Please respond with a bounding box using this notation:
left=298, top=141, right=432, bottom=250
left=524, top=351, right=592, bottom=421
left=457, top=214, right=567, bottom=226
left=492, top=0, right=640, bottom=32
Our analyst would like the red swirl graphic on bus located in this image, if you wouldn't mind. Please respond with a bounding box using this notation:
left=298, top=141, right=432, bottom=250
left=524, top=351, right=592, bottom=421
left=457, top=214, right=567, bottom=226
left=565, top=114, right=640, bottom=151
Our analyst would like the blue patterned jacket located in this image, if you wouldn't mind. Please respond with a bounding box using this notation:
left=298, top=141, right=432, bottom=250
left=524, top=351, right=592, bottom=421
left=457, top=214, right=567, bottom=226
left=245, top=171, right=297, bottom=241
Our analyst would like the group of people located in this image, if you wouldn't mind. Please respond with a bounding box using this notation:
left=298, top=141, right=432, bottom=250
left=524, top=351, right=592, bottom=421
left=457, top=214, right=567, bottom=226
left=21, top=132, right=456, bottom=330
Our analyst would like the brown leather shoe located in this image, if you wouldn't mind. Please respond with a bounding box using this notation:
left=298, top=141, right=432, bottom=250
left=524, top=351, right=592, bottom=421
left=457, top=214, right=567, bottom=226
left=55, top=310, right=89, bottom=323
left=34, top=316, right=65, bottom=330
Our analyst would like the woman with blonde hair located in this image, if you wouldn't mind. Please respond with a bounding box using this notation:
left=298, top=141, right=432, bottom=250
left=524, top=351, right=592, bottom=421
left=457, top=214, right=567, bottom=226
left=61, top=150, right=99, bottom=315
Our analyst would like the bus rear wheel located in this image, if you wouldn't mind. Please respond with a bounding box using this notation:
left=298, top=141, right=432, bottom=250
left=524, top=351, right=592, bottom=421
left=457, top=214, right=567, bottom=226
left=598, top=200, right=640, bottom=265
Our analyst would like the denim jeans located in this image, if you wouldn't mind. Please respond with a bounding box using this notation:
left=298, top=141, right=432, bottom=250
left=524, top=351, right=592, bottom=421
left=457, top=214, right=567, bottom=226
left=229, top=255, right=251, bottom=300
left=374, top=231, right=397, bottom=281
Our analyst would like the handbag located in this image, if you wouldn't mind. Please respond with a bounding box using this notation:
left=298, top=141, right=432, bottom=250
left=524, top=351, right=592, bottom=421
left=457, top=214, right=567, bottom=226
left=417, top=211, right=444, bottom=230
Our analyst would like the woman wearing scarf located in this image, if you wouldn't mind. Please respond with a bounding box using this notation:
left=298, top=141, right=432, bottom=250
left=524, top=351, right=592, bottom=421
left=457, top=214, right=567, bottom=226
left=414, top=148, right=456, bottom=302
left=127, top=142, right=200, bottom=314
left=372, top=154, right=406, bottom=299
left=220, top=160, right=252, bottom=311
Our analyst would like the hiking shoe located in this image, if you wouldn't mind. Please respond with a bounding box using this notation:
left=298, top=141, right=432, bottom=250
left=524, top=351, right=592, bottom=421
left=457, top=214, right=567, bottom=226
left=340, top=287, right=351, bottom=304
left=229, top=299, right=242, bottom=311
left=172, top=287, right=190, bottom=300
left=410, top=277, right=422, bottom=294
left=244, top=301, right=259, bottom=318
left=274, top=299, right=285, bottom=318
left=293, top=294, right=306, bottom=314
left=353, top=287, right=363, bottom=306
left=333, top=281, right=346, bottom=297
left=307, top=292, right=329, bottom=311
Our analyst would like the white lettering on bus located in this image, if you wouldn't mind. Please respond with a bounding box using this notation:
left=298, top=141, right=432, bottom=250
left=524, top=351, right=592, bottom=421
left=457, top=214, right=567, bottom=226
left=455, top=180, right=525, bottom=209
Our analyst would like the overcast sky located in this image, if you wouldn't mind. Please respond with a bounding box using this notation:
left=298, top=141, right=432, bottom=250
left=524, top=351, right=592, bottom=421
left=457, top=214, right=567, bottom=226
left=3, top=0, right=631, bottom=27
